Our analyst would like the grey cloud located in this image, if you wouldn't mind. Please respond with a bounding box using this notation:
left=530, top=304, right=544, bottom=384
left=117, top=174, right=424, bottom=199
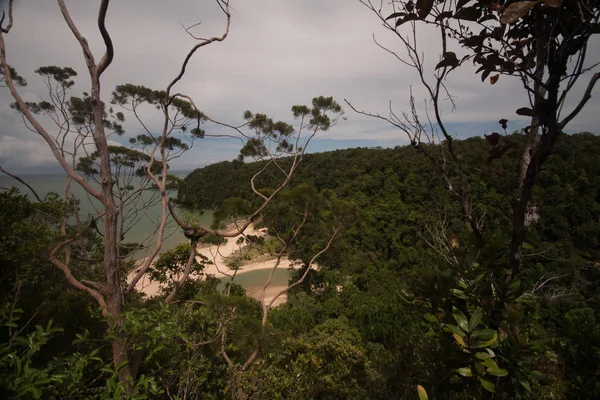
left=0, top=0, right=598, bottom=173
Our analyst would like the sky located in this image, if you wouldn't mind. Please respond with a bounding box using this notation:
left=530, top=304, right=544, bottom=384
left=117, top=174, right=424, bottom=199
left=0, top=0, right=599, bottom=174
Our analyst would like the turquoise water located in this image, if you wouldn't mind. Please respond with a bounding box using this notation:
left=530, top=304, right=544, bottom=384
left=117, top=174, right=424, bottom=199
left=219, top=268, right=291, bottom=292
left=0, top=172, right=212, bottom=258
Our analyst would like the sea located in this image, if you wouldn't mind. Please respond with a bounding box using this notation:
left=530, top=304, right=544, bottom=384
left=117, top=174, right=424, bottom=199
left=0, top=171, right=212, bottom=258
left=1, top=172, right=290, bottom=292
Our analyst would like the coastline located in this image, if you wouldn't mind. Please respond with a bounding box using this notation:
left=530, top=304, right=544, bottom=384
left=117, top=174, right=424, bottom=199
left=128, top=224, right=295, bottom=306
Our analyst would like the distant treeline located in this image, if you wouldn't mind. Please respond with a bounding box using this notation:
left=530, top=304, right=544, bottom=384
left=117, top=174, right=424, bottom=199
left=179, top=132, right=600, bottom=264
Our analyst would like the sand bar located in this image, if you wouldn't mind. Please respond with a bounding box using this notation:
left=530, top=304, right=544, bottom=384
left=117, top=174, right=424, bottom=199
left=128, top=224, right=295, bottom=305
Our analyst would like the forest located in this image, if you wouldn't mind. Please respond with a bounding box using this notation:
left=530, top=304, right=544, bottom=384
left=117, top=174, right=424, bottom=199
left=2, top=133, right=600, bottom=399
left=178, top=133, right=600, bottom=398
left=1, top=0, right=600, bottom=399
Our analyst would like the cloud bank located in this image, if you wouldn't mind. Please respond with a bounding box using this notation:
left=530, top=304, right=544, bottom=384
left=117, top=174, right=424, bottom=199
left=0, top=0, right=598, bottom=173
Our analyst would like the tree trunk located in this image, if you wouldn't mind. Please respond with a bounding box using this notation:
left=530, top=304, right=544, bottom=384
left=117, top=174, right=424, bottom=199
left=108, top=296, right=134, bottom=385
left=90, top=73, right=134, bottom=386
left=507, top=46, right=562, bottom=286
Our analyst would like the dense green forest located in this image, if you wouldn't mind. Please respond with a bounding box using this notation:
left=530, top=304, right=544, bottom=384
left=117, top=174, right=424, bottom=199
left=181, top=133, right=600, bottom=269
left=3, top=133, right=600, bottom=399
left=2, top=0, right=600, bottom=397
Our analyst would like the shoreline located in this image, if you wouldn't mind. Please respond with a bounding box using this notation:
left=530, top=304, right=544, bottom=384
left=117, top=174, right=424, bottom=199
left=128, top=224, right=295, bottom=305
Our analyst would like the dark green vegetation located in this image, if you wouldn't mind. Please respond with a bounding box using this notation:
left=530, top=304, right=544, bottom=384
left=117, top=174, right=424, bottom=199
left=179, top=132, right=600, bottom=399
left=2, top=133, right=599, bottom=398
left=2, top=0, right=599, bottom=397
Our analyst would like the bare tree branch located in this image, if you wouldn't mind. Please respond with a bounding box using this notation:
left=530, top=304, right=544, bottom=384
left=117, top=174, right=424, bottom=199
left=0, top=0, right=14, bottom=33
left=559, top=72, right=600, bottom=129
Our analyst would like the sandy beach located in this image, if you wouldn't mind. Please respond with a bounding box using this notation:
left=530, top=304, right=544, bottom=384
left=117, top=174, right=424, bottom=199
left=128, top=224, right=295, bottom=306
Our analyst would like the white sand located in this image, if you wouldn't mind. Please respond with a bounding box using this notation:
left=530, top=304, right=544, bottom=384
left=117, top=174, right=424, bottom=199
left=127, top=224, right=295, bottom=306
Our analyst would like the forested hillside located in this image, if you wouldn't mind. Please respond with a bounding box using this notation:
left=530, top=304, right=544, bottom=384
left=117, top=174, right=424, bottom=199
left=3, top=133, right=600, bottom=398
left=181, top=133, right=600, bottom=268
left=175, top=133, right=600, bottom=398
left=2, top=0, right=599, bottom=397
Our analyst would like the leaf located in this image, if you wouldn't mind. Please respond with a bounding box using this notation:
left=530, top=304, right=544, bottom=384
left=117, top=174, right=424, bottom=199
left=436, top=11, right=454, bottom=21
left=519, top=380, right=533, bottom=393
left=417, top=385, right=429, bottom=400
left=424, top=313, right=438, bottom=323
left=490, top=74, right=500, bottom=85
left=482, top=357, right=500, bottom=370
left=531, top=370, right=546, bottom=380
left=508, top=278, right=521, bottom=291
left=468, top=309, right=483, bottom=332
left=498, top=118, right=508, bottom=129
left=472, top=329, right=497, bottom=341
left=435, top=52, right=459, bottom=70
left=506, top=304, right=525, bottom=323
left=446, top=324, right=467, bottom=337
left=416, top=0, right=435, bottom=18
left=517, top=332, right=528, bottom=347
left=501, top=1, right=539, bottom=24
left=480, top=377, right=496, bottom=392
left=541, top=0, right=562, bottom=6
left=456, top=367, right=473, bottom=377
left=487, top=368, right=509, bottom=377
left=385, top=12, right=407, bottom=21
left=396, top=14, right=419, bottom=27
left=451, top=288, right=468, bottom=299
left=481, top=69, right=492, bottom=82
left=471, top=331, right=498, bottom=348
left=475, top=352, right=491, bottom=360
left=475, top=362, right=485, bottom=375
left=454, top=6, right=480, bottom=22
left=453, top=307, right=469, bottom=332
left=453, top=333, right=468, bottom=347
left=516, top=107, right=535, bottom=117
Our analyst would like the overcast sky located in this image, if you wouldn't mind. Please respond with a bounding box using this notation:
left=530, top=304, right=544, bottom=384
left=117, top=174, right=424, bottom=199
left=1, top=0, right=599, bottom=174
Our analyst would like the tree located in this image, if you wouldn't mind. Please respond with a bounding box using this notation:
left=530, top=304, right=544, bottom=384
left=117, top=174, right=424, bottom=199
left=351, top=0, right=599, bottom=397
left=1, top=0, right=348, bottom=391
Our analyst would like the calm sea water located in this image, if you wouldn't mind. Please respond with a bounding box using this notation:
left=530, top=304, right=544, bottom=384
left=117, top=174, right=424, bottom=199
left=0, top=172, right=212, bottom=258
left=1, top=173, right=290, bottom=290
left=219, top=269, right=291, bottom=296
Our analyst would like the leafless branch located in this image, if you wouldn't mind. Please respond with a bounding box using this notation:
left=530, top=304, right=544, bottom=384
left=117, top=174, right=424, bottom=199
left=0, top=0, right=14, bottom=33
left=559, top=72, right=600, bottom=129
left=166, top=0, right=231, bottom=101
left=165, top=240, right=199, bottom=303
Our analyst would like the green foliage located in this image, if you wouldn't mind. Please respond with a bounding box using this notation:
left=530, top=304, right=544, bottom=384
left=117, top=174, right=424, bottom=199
left=0, top=312, right=64, bottom=399
left=3, top=63, right=600, bottom=399
left=35, top=66, right=76, bottom=86
left=213, top=197, right=253, bottom=228
left=199, top=232, right=227, bottom=246
left=243, top=317, right=383, bottom=399
left=149, top=243, right=210, bottom=285
left=78, top=145, right=152, bottom=177
left=238, top=96, right=343, bottom=161
left=177, top=132, right=600, bottom=398
left=111, top=83, right=204, bottom=147
left=9, top=66, right=125, bottom=135
left=0, top=65, right=27, bottom=87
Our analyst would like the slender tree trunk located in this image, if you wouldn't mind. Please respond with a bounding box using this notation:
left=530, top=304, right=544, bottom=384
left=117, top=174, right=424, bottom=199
left=518, top=12, right=547, bottom=190
left=507, top=48, right=562, bottom=286
left=90, top=72, right=134, bottom=385
left=108, top=297, right=133, bottom=383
